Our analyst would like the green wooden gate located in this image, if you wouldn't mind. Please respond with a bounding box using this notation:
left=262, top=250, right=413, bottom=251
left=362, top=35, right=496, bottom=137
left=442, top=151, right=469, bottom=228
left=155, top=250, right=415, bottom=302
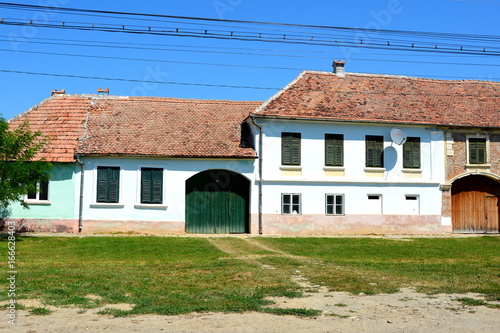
left=185, top=170, right=249, bottom=234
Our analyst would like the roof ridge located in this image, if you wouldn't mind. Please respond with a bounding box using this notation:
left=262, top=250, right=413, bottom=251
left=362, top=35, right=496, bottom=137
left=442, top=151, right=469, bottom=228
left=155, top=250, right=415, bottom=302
left=302, top=70, right=500, bottom=84
left=49, top=94, right=262, bottom=104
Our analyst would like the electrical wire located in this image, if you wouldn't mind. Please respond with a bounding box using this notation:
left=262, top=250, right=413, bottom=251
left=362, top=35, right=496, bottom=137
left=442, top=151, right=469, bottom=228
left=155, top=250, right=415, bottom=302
left=1, top=1, right=500, bottom=44
left=1, top=18, right=500, bottom=57
left=0, top=69, right=282, bottom=90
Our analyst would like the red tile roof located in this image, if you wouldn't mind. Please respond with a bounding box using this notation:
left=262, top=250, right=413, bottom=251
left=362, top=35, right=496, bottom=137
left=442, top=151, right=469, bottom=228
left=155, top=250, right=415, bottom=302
left=77, top=97, right=261, bottom=158
left=10, top=94, right=261, bottom=161
left=8, top=96, right=90, bottom=162
left=254, top=71, right=500, bottom=128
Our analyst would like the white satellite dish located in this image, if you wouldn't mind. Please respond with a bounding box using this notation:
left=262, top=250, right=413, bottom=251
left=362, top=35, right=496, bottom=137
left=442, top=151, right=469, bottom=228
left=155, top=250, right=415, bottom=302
left=390, top=128, right=407, bottom=145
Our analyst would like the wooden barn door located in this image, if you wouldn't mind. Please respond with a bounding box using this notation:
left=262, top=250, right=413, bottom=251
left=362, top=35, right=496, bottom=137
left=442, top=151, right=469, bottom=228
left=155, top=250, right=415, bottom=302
left=185, top=170, right=249, bottom=234
left=452, top=175, right=500, bottom=233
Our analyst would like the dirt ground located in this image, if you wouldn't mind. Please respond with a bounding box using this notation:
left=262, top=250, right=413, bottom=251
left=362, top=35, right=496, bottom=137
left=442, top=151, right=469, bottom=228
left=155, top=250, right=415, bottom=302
left=2, top=286, right=499, bottom=333
left=2, top=234, right=499, bottom=332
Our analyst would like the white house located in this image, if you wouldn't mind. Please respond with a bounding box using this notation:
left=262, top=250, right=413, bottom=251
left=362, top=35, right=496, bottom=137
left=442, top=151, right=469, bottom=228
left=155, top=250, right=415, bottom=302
left=248, top=61, right=499, bottom=234
left=5, top=63, right=500, bottom=234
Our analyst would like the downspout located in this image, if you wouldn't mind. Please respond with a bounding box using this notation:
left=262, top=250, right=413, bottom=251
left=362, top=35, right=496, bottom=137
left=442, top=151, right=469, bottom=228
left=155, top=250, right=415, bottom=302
left=249, top=114, right=263, bottom=235
left=75, top=154, right=85, bottom=233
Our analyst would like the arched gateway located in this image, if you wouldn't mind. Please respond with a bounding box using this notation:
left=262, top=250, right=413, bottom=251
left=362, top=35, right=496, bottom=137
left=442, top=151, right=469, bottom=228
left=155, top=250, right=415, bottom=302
left=185, top=169, right=250, bottom=234
left=452, top=175, right=500, bottom=233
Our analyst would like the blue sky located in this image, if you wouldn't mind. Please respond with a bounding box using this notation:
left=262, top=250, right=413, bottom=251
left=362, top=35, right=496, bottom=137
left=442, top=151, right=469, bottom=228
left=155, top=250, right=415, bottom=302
left=1, top=0, right=499, bottom=120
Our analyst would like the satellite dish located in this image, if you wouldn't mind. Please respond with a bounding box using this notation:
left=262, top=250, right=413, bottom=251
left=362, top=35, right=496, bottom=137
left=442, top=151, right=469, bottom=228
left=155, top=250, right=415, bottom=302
left=390, top=128, right=407, bottom=145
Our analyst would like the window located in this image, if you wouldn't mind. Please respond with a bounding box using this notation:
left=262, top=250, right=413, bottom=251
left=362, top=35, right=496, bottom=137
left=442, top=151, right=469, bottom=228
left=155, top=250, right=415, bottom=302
left=282, top=193, right=301, bottom=215
left=141, top=168, right=163, bottom=204
left=405, top=195, right=420, bottom=214
left=96, top=166, right=120, bottom=203
left=27, top=181, right=49, bottom=201
left=325, top=134, right=344, bottom=166
left=469, top=138, right=487, bottom=164
left=365, top=135, right=384, bottom=168
left=281, top=132, right=301, bottom=166
left=367, top=194, right=382, bottom=214
left=326, top=194, right=344, bottom=215
left=403, top=137, right=421, bottom=169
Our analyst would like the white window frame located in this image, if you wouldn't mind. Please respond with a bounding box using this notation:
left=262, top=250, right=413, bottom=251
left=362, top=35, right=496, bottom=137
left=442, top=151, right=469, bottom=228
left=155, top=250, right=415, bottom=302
left=282, top=193, right=301, bottom=215
left=325, top=194, right=345, bottom=216
left=134, top=164, right=168, bottom=209
left=24, top=181, right=50, bottom=204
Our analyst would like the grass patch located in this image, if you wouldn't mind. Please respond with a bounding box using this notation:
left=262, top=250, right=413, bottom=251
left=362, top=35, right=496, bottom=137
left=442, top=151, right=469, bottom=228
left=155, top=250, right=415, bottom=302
left=29, top=307, right=53, bottom=315
left=260, top=307, right=321, bottom=317
left=456, top=297, right=500, bottom=309
left=334, top=303, right=348, bottom=307
left=327, top=313, right=350, bottom=318
left=0, top=236, right=299, bottom=316
left=257, top=237, right=500, bottom=299
left=1, top=236, right=498, bottom=316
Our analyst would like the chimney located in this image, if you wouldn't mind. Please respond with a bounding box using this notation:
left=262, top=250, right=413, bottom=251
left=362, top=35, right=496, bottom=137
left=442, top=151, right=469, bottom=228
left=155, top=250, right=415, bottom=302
left=332, top=60, right=346, bottom=77
left=51, top=89, right=66, bottom=95
left=97, top=87, right=109, bottom=95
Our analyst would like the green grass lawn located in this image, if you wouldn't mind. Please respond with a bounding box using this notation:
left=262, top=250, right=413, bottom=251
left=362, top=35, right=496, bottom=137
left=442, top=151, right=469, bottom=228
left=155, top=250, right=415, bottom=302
left=1, top=235, right=499, bottom=316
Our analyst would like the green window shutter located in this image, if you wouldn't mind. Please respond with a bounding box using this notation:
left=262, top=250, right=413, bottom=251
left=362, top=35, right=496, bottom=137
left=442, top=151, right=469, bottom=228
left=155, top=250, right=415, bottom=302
left=152, top=169, right=163, bottom=204
left=97, top=167, right=108, bottom=202
left=291, top=134, right=301, bottom=165
left=282, top=134, right=291, bottom=165
left=97, top=167, right=120, bottom=203
left=141, top=169, right=152, bottom=203
left=412, top=139, right=421, bottom=168
left=403, top=137, right=420, bottom=169
left=282, top=133, right=301, bottom=166
left=141, top=168, right=163, bottom=204
left=108, top=168, right=119, bottom=203
left=325, top=134, right=343, bottom=166
left=366, top=136, right=384, bottom=168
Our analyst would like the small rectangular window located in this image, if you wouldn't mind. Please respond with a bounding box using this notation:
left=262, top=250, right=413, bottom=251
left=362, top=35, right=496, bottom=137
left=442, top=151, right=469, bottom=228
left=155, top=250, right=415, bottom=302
left=27, top=181, right=49, bottom=201
left=97, top=166, right=120, bottom=203
left=405, top=195, right=420, bottom=214
left=403, top=137, right=421, bottom=169
left=325, top=134, right=344, bottom=167
left=367, top=194, right=382, bottom=214
left=469, top=138, right=487, bottom=164
left=282, top=193, right=301, bottom=215
left=326, top=194, right=344, bottom=215
left=282, top=132, right=301, bottom=166
left=366, top=135, right=384, bottom=168
left=141, top=168, right=163, bottom=204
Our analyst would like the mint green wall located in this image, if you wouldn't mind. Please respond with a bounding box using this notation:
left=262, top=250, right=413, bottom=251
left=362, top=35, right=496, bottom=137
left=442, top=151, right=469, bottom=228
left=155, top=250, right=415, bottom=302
left=8, top=163, right=78, bottom=219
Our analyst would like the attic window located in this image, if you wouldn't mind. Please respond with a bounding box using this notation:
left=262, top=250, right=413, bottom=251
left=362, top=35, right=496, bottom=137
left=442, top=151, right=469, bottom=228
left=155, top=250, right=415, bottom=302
left=239, top=122, right=254, bottom=149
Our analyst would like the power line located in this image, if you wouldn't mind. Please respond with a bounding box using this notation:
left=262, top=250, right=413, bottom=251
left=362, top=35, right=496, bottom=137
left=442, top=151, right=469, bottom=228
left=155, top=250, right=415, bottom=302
left=2, top=47, right=500, bottom=70
left=2, top=1, right=500, bottom=43
left=0, top=69, right=282, bottom=90
left=1, top=68, right=499, bottom=85
left=3, top=34, right=495, bottom=59
left=2, top=18, right=500, bottom=57
left=0, top=48, right=308, bottom=71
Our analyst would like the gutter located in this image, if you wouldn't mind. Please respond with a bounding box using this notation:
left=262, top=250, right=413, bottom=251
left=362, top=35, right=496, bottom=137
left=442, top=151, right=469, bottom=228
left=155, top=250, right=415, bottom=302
left=75, top=154, right=85, bottom=233
left=249, top=114, right=263, bottom=235
left=251, top=114, right=500, bottom=130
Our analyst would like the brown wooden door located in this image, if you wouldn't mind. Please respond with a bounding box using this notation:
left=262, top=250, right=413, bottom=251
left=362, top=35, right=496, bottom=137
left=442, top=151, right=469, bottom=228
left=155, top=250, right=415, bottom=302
left=485, top=195, right=500, bottom=233
left=452, top=175, right=500, bottom=233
